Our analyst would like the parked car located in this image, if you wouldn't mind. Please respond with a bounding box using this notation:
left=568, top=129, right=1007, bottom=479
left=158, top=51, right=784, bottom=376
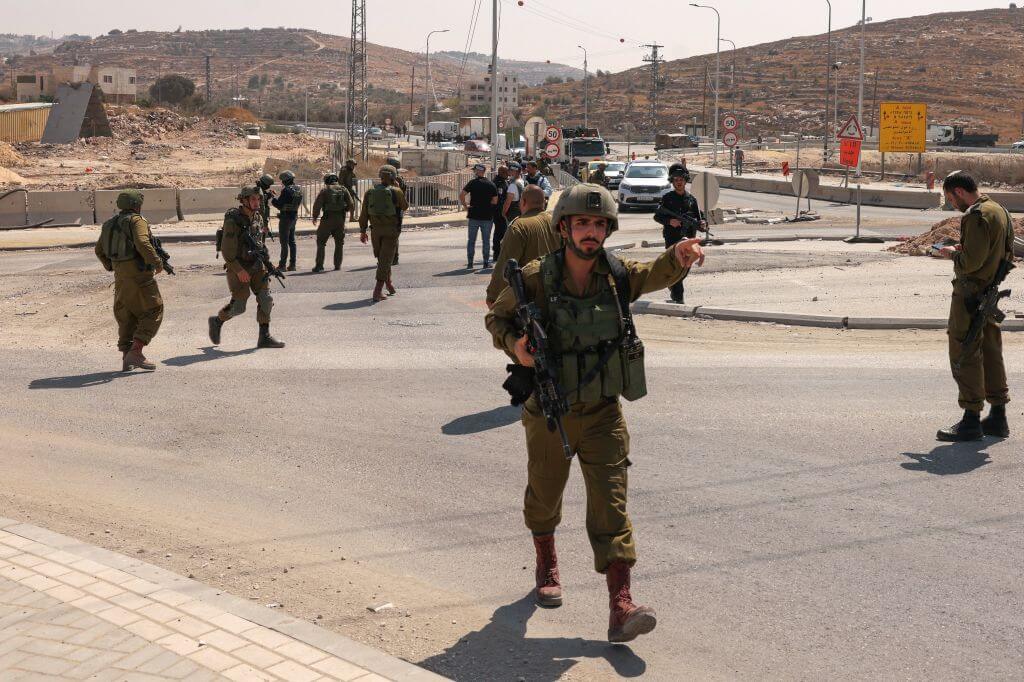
left=368, top=126, right=384, bottom=139
left=1011, top=140, right=1024, bottom=152
left=588, top=161, right=626, bottom=189
left=437, top=141, right=458, bottom=151
left=464, top=140, right=491, bottom=153
left=616, top=161, right=670, bottom=210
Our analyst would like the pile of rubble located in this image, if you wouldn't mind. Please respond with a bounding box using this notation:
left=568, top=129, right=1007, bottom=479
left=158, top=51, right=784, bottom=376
left=0, top=141, right=26, bottom=167
left=106, top=105, right=242, bottom=142
left=890, top=215, right=1024, bottom=256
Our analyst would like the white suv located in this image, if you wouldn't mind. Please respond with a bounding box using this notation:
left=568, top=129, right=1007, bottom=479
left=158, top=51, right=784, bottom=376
left=616, top=161, right=671, bottom=210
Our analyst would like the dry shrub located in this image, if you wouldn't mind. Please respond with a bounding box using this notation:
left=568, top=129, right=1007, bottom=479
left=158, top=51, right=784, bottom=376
left=215, top=107, right=258, bottom=123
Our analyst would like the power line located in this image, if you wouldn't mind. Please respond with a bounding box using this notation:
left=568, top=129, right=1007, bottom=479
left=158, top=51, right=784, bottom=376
left=455, top=0, right=483, bottom=97
left=502, top=0, right=639, bottom=45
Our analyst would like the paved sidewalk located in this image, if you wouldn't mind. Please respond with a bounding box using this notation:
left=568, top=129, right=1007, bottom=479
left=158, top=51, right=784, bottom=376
left=0, top=518, right=445, bottom=681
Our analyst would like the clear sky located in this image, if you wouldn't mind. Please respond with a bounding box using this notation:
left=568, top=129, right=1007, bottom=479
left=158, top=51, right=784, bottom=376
left=5, top=0, right=1011, bottom=72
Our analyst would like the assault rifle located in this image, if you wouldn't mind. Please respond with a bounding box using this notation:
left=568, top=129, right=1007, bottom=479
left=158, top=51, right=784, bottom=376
left=503, top=258, right=573, bottom=460
left=654, top=204, right=709, bottom=234
left=151, top=236, right=175, bottom=276
left=241, top=227, right=286, bottom=289
left=954, top=258, right=1015, bottom=372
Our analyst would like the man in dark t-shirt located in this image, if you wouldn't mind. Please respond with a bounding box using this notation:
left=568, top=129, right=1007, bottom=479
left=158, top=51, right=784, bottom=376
left=491, top=165, right=510, bottom=263
left=459, top=163, right=498, bottom=269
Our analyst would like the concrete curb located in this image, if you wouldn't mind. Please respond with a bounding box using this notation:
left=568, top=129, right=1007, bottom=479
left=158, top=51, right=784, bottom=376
left=637, top=235, right=899, bottom=247
left=0, top=516, right=447, bottom=682
left=633, top=302, right=1024, bottom=332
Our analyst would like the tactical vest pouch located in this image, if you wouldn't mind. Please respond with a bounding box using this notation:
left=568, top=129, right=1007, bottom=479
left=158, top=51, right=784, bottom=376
left=367, top=185, right=397, bottom=217
left=99, top=214, right=137, bottom=262
left=324, top=187, right=349, bottom=214
left=285, top=186, right=303, bottom=211
left=619, top=337, right=647, bottom=401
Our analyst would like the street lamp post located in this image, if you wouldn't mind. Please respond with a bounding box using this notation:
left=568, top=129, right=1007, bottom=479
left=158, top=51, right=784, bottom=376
left=691, top=3, right=721, bottom=165
left=424, top=28, right=449, bottom=147
left=856, top=0, right=866, bottom=177
left=824, top=0, right=832, bottom=155
left=578, top=45, right=589, bottom=128
left=719, top=37, right=736, bottom=115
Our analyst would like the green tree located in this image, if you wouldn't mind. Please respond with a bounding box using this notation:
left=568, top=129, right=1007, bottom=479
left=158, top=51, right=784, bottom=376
left=247, top=75, right=260, bottom=90
left=544, top=76, right=563, bottom=85
left=149, top=74, right=196, bottom=104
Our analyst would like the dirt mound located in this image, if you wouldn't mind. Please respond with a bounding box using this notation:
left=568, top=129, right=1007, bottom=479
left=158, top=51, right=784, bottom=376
left=215, top=107, right=258, bottom=123
left=0, top=141, right=25, bottom=166
left=107, top=105, right=201, bottom=139
left=891, top=215, right=1024, bottom=256
left=0, top=166, right=28, bottom=185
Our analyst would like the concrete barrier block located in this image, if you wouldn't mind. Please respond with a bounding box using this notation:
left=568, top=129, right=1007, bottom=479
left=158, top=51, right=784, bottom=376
left=1000, top=318, right=1024, bottom=332
left=178, top=187, right=238, bottom=221
left=95, top=188, right=179, bottom=224
left=846, top=317, right=946, bottom=330
left=696, top=307, right=847, bottom=328
left=28, top=191, right=94, bottom=225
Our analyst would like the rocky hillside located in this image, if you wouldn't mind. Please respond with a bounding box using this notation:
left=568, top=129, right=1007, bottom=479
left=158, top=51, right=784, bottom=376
left=521, top=8, right=1024, bottom=142
left=435, top=51, right=584, bottom=87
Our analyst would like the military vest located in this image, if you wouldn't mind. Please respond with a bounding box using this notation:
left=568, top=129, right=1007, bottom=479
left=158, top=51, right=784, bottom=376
left=323, top=185, right=350, bottom=214
left=540, top=251, right=647, bottom=404
left=99, top=212, right=140, bottom=262
left=282, top=184, right=303, bottom=211
left=366, top=184, right=397, bottom=217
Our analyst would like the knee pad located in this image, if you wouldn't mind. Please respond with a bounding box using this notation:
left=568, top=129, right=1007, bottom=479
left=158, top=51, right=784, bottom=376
left=256, top=289, right=274, bottom=315
left=228, top=297, right=247, bottom=316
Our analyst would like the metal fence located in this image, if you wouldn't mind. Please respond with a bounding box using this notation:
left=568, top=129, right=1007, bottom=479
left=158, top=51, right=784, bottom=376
left=293, top=167, right=476, bottom=219
left=551, top=167, right=580, bottom=190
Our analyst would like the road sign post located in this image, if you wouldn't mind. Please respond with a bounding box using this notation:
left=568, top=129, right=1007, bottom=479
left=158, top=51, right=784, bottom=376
left=834, top=113, right=880, bottom=243
left=879, top=102, right=926, bottom=153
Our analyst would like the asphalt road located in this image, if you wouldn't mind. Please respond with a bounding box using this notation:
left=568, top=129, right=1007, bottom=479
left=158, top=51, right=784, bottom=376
left=1, top=219, right=1021, bottom=681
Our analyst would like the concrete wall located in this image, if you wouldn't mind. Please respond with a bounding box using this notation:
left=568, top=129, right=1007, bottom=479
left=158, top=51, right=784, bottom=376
left=178, top=188, right=238, bottom=222
left=95, top=189, right=179, bottom=224
left=717, top=174, right=944, bottom=210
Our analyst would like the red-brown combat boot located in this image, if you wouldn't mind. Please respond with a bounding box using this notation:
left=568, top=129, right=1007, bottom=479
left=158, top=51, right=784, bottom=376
left=385, top=278, right=397, bottom=295
left=372, top=281, right=387, bottom=302
left=123, top=339, right=155, bottom=372
left=606, top=560, right=656, bottom=643
left=533, top=533, right=562, bottom=607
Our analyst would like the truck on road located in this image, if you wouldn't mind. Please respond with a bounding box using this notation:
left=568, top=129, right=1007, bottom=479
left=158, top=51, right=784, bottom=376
left=932, top=125, right=998, bottom=147
left=557, top=126, right=608, bottom=165
left=427, top=121, right=458, bottom=140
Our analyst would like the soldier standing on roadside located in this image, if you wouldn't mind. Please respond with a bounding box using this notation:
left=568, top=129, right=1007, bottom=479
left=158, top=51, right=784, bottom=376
left=271, top=170, right=303, bottom=272
left=485, top=184, right=703, bottom=642
left=654, top=163, right=705, bottom=304
left=359, top=165, right=409, bottom=302
left=339, top=159, right=359, bottom=221
left=94, top=190, right=165, bottom=371
left=589, top=163, right=609, bottom=188
left=935, top=171, right=1013, bottom=441
left=256, top=173, right=276, bottom=238
left=311, top=173, right=354, bottom=272
left=208, top=187, right=286, bottom=349
left=386, top=157, right=408, bottom=266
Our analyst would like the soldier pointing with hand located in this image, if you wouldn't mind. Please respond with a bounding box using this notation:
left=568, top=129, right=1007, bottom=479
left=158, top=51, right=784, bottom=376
left=485, top=183, right=703, bottom=643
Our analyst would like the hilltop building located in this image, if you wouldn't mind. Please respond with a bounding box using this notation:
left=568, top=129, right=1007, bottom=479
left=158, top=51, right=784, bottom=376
left=15, top=64, right=136, bottom=104
left=464, top=72, right=518, bottom=116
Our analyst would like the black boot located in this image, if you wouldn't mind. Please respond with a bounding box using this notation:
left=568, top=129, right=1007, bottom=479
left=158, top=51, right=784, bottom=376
left=936, top=410, right=983, bottom=442
left=257, top=324, right=285, bottom=349
left=208, top=316, right=224, bottom=345
left=981, top=404, right=1010, bottom=438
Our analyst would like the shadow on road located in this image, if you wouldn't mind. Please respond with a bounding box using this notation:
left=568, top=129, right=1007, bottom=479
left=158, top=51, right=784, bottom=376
left=162, top=346, right=258, bottom=367
left=418, top=593, right=646, bottom=681
left=348, top=265, right=378, bottom=272
left=900, top=441, right=992, bottom=475
left=29, top=371, right=138, bottom=390
left=442, top=404, right=521, bottom=435
left=434, top=268, right=477, bottom=277
left=324, top=298, right=377, bottom=311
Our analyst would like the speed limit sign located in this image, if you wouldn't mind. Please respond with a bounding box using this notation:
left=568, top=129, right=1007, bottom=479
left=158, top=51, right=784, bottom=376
left=722, top=114, right=738, bottom=131
left=723, top=131, right=739, bottom=147
left=544, top=142, right=560, bottom=159
left=545, top=125, right=561, bottom=142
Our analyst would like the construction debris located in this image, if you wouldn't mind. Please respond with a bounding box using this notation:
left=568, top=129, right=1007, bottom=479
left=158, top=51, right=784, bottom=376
left=890, top=215, right=1024, bottom=256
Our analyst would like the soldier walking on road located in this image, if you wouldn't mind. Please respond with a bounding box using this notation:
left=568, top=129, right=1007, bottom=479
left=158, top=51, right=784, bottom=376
left=935, top=171, right=1013, bottom=441
left=208, top=187, right=286, bottom=349
left=485, top=184, right=703, bottom=643
left=339, top=159, right=359, bottom=221
left=654, top=163, right=706, bottom=304
left=485, top=185, right=559, bottom=307
left=387, top=157, right=408, bottom=266
left=271, top=170, right=303, bottom=272
left=311, top=173, right=354, bottom=272
left=359, top=165, right=409, bottom=302
left=94, top=190, right=165, bottom=371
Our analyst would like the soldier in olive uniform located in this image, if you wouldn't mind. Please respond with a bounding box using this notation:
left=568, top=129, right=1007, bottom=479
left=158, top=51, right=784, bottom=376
left=94, top=190, right=165, bottom=371
left=486, top=185, right=560, bottom=307
left=208, top=187, right=286, bottom=349
left=589, top=163, right=608, bottom=188
left=256, top=173, right=276, bottom=239
left=485, top=184, right=704, bottom=642
left=338, top=159, right=359, bottom=221
left=359, top=165, right=409, bottom=302
left=936, top=171, right=1013, bottom=440
left=386, top=156, right=408, bottom=265
left=311, top=173, right=355, bottom=272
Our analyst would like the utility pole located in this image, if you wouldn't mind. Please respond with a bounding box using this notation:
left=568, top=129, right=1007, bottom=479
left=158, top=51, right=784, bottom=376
left=577, top=45, right=588, bottom=128
left=824, top=0, right=831, bottom=155
left=204, top=55, right=211, bottom=103
left=641, top=43, right=664, bottom=135
left=490, top=0, right=498, bottom=171
left=691, top=3, right=721, bottom=164
left=347, top=0, right=368, bottom=160
left=409, top=64, right=415, bottom=132
left=856, top=0, right=866, bottom=177
left=701, top=62, right=709, bottom=132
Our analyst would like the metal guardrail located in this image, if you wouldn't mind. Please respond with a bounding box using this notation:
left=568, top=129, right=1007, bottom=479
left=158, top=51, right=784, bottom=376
left=294, top=168, right=476, bottom=219
left=551, top=168, right=580, bottom=190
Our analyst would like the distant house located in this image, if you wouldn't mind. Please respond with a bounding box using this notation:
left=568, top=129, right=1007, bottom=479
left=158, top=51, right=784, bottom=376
left=464, top=73, right=518, bottom=116
left=13, top=64, right=137, bottom=104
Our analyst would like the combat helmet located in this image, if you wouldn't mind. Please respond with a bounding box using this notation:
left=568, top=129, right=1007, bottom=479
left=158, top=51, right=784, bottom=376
left=378, top=164, right=397, bottom=178
left=345, top=158, right=357, bottom=167
left=279, top=170, right=296, bottom=184
left=668, top=162, right=690, bottom=180
left=116, top=190, right=144, bottom=212
left=551, top=183, right=618, bottom=234
left=257, top=173, right=275, bottom=190
left=237, top=186, right=261, bottom=201
left=386, top=156, right=401, bottom=170
left=324, top=173, right=339, bottom=185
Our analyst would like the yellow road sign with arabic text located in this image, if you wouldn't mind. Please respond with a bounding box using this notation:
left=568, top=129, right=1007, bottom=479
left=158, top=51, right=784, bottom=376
left=879, top=102, right=927, bottom=153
